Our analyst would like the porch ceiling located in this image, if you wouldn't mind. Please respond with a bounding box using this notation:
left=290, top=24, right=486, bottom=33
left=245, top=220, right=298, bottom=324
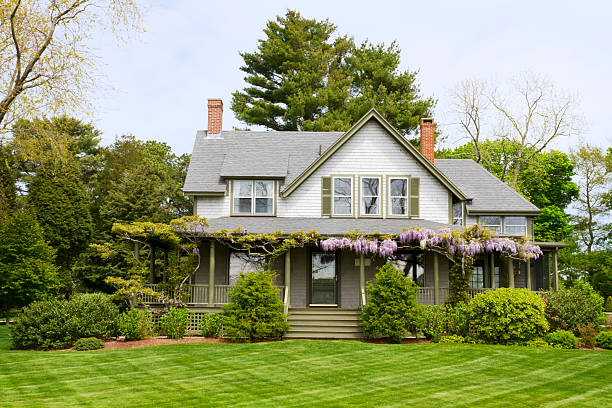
left=203, top=217, right=455, bottom=236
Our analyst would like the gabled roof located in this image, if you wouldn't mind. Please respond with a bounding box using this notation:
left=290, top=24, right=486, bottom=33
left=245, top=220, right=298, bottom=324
left=279, top=109, right=467, bottom=200
left=435, top=159, right=540, bottom=215
left=183, top=130, right=342, bottom=194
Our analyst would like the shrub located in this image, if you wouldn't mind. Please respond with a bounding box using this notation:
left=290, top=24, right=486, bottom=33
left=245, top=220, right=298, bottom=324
left=200, top=312, right=223, bottom=337
left=544, top=330, right=578, bottom=349
left=418, top=302, right=470, bottom=340
left=469, top=288, right=549, bottom=344
left=605, top=296, right=612, bottom=312
left=10, top=299, right=71, bottom=350
left=160, top=307, right=191, bottom=340
left=361, top=264, right=418, bottom=343
left=64, top=293, right=119, bottom=340
left=595, top=331, right=612, bottom=349
left=222, top=270, right=289, bottom=341
left=524, top=338, right=552, bottom=348
left=543, top=284, right=604, bottom=335
left=72, top=337, right=105, bottom=351
left=439, top=335, right=465, bottom=343
left=119, top=309, right=152, bottom=341
left=577, top=323, right=598, bottom=348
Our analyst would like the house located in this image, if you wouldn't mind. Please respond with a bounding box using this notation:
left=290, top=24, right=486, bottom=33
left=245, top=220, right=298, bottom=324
left=146, top=98, right=564, bottom=338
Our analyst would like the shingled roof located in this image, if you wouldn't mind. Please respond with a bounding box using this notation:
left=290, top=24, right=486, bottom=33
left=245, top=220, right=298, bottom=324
left=435, top=159, right=540, bottom=215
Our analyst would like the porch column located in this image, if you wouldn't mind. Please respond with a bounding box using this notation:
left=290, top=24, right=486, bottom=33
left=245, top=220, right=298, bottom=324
left=359, top=253, right=365, bottom=307
left=507, top=258, right=514, bottom=288
left=489, top=253, right=496, bottom=289
left=208, top=240, right=215, bottom=306
left=552, top=250, right=559, bottom=290
left=526, top=259, right=532, bottom=291
left=433, top=253, right=440, bottom=305
left=284, top=249, right=291, bottom=308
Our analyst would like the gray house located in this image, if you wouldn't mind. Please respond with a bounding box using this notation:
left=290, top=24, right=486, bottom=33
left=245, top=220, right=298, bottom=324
left=146, top=99, right=563, bottom=338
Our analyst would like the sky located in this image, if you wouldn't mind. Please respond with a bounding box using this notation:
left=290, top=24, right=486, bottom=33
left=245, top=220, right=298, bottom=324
left=88, top=0, right=612, bottom=155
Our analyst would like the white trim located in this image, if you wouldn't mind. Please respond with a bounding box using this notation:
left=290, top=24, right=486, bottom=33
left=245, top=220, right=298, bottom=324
left=359, top=175, right=382, bottom=217
left=388, top=176, right=410, bottom=217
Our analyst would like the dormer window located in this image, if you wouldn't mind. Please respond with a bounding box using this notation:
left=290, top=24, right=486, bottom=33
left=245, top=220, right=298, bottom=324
left=232, top=180, right=275, bottom=215
left=479, top=216, right=502, bottom=233
left=504, top=216, right=527, bottom=236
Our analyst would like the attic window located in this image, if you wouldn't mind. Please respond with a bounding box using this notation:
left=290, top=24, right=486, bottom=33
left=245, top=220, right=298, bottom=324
left=333, top=177, right=352, bottom=216
left=232, top=180, right=274, bottom=215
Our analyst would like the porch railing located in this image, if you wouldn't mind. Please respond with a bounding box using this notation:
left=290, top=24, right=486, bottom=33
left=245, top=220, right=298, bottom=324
left=142, top=284, right=285, bottom=306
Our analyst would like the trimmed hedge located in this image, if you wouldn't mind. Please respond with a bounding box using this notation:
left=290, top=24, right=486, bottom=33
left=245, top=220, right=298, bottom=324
left=595, top=331, right=612, bottom=349
left=72, top=337, right=105, bottom=351
left=544, top=330, right=578, bottom=349
left=469, top=288, right=549, bottom=344
left=10, top=293, right=119, bottom=350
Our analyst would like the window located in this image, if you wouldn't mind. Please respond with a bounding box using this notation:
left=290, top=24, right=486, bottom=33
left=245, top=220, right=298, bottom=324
left=228, top=252, right=263, bottom=285
left=479, top=216, right=502, bottom=233
left=386, top=252, right=425, bottom=286
left=232, top=180, right=274, bottom=215
left=505, top=216, right=527, bottom=236
left=453, top=202, right=463, bottom=226
left=360, top=177, right=381, bottom=216
left=471, top=265, right=484, bottom=288
left=333, top=177, right=352, bottom=215
left=389, top=177, right=409, bottom=216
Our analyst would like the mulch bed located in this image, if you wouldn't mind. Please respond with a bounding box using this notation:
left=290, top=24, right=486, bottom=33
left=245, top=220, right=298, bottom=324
left=100, top=336, right=231, bottom=350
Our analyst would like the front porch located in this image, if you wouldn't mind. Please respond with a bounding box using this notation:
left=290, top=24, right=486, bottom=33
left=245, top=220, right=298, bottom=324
left=142, top=239, right=560, bottom=310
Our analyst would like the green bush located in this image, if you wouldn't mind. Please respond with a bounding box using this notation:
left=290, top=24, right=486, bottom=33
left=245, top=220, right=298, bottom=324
left=469, top=288, right=549, bottom=344
left=418, top=302, right=470, bottom=340
left=64, top=293, right=119, bottom=340
left=119, top=309, right=152, bottom=341
left=160, top=307, right=191, bottom=340
left=222, top=270, right=289, bottom=341
left=439, top=335, right=465, bottom=344
left=72, top=337, right=105, bottom=351
left=544, top=330, right=578, bottom=349
left=10, top=293, right=119, bottom=350
left=361, top=264, right=418, bottom=343
left=200, top=312, right=223, bottom=337
left=595, top=331, right=612, bottom=349
left=577, top=323, right=597, bottom=348
left=10, top=299, right=71, bottom=350
left=605, top=296, right=612, bottom=312
left=524, top=338, right=553, bottom=348
left=543, top=284, right=604, bottom=335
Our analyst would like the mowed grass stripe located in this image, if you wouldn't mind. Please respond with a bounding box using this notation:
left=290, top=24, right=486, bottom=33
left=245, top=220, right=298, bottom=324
left=1, top=327, right=610, bottom=407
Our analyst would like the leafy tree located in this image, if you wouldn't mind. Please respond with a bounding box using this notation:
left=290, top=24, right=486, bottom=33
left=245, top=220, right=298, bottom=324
left=232, top=10, right=434, bottom=137
left=570, top=144, right=611, bottom=253
left=0, top=144, right=17, bottom=213
left=0, top=0, right=141, bottom=131
left=0, top=210, right=58, bottom=319
left=27, top=160, right=93, bottom=269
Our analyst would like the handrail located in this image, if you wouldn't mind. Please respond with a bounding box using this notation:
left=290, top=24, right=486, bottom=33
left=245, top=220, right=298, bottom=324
left=360, top=288, right=367, bottom=308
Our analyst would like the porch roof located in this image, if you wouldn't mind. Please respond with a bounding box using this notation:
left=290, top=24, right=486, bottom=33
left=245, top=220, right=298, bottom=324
left=204, top=217, right=455, bottom=236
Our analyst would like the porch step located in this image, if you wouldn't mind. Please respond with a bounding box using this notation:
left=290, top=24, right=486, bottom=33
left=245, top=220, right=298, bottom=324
left=285, top=308, right=364, bottom=339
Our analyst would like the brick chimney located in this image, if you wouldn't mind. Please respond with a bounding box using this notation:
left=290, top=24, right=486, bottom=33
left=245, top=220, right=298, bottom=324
left=207, top=98, right=223, bottom=136
left=420, top=118, right=435, bottom=164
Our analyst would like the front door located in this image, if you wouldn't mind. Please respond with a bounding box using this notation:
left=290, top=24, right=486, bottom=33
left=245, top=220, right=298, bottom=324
left=310, top=252, right=338, bottom=305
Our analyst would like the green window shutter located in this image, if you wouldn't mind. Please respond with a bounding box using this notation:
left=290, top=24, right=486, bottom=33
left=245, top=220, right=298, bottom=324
left=410, top=177, right=420, bottom=218
left=321, top=176, right=332, bottom=216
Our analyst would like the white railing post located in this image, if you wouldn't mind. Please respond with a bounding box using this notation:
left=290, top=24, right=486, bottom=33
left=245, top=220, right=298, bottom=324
left=208, top=241, right=215, bottom=306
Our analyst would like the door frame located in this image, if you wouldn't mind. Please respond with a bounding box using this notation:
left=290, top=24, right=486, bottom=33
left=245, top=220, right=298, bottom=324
left=308, top=249, right=340, bottom=307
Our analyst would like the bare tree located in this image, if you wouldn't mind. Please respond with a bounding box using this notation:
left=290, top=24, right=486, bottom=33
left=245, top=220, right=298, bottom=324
left=0, top=0, right=141, bottom=134
left=450, top=73, right=581, bottom=188
left=488, top=73, right=580, bottom=187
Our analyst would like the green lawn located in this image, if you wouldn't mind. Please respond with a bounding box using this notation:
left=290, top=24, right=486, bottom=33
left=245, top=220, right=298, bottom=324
left=0, top=326, right=610, bottom=407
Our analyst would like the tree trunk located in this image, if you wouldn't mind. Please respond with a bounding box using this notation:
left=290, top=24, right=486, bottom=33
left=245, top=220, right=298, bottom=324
left=149, top=245, right=156, bottom=283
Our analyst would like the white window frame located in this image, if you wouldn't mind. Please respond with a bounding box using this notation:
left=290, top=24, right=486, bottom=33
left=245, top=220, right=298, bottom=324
left=232, top=180, right=275, bottom=216
left=504, top=216, right=527, bottom=236
left=388, top=176, right=410, bottom=217
left=479, top=215, right=502, bottom=233
left=359, top=176, right=382, bottom=217
left=332, top=176, right=353, bottom=216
